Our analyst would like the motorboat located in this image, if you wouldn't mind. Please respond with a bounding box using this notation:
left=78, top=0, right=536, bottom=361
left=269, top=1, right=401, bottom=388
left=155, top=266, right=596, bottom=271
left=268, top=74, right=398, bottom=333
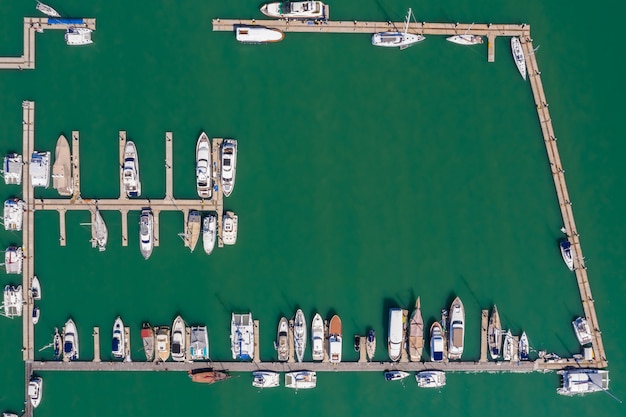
left=3, top=285, right=23, bottom=318
left=222, top=210, right=238, bottom=245
left=111, top=316, right=125, bottom=359
left=260, top=1, right=326, bottom=19
left=52, top=135, right=73, bottom=196
left=294, top=309, right=307, bottom=362
left=328, top=314, right=342, bottom=364
left=185, top=210, right=201, bottom=252
left=4, top=246, right=23, bottom=274
left=502, top=330, right=515, bottom=361
left=29, top=151, right=50, bottom=188
left=171, top=315, right=186, bottom=362
left=285, top=371, right=317, bottom=389
left=139, top=209, right=153, bottom=260
left=2, top=153, right=23, bottom=185
left=388, top=308, right=403, bottom=362
left=557, top=369, right=609, bottom=396
left=202, top=214, right=217, bottom=255
left=447, top=34, right=483, bottom=45
left=416, top=370, right=446, bottom=388
left=3, top=198, right=25, bottom=231
left=31, top=276, right=41, bottom=300
left=236, top=26, right=285, bottom=43
left=253, top=371, right=280, bottom=388
left=28, top=376, right=43, bottom=408
left=366, top=329, right=376, bottom=361
left=190, top=326, right=210, bottom=361
left=221, top=139, right=237, bottom=197
left=122, top=141, right=141, bottom=197
left=155, top=326, right=170, bottom=362
left=53, top=328, right=61, bottom=360
left=276, top=317, right=289, bottom=361
left=196, top=132, right=212, bottom=199
left=141, top=323, right=155, bottom=361
left=231, top=312, right=255, bottom=360
left=32, top=306, right=40, bottom=324
left=560, top=240, right=574, bottom=271
left=372, top=8, right=425, bottom=50
left=384, top=370, right=410, bottom=381
left=311, top=313, right=324, bottom=361
left=92, top=209, right=108, bottom=251
left=488, top=305, right=502, bottom=360
left=447, top=297, right=465, bottom=360
left=188, top=368, right=231, bottom=384
left=511, top=37, right=527, bottom=80
left=63, top=318, right=79, bottom=361
left=519, top=331, right=530, bottom=361
left=409, top=297, right=424, bottom=362
left=36, top=1, right=60, bottom=17
left=65, top=27, right=93, bottom=46
left=354, top=335, right=361, bottom=352
left=430, top=321, right=444, bottom=362
left=572, top=316, right=593, bottom=345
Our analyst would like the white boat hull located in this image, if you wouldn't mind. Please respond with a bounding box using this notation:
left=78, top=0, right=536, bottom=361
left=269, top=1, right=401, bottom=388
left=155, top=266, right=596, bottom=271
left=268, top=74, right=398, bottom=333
left=171, top=315, right=186, bottom=362
left=416, top=371, right=446, bottom=388
left=511, top=37, right=527, bottom=80
left=196, top=133, right=212, bottom=199
left=65, top=27, right=93, bottom=46
left=231, top=312, right=254, bottom=360
left=63, top=318, right=79, bottom=361
left=236, top=26, right=284, bottom=43
left=253, top=371, right=280, bottom=388
left=446, top=34, right=483, bottom=45
left=221, top=139, right=237, bottom=197
left=222, top=211, right=238, bottom=245
left=448, top=297, right=465, bottom=360
left=139, top=209, right=153, bottom=259
left=311, top=313, right=324, bottom=361
left=285, top=371, right=317, bottom=389
left=294, top=309, right=307, bottom=362
left=123, top=141, right=141, bottom=197
left=112, top=317, right=125, bottom=359
left=372, top=32, right=424, bottom=49
left=202, top=215, right=217, bottom=255
left=260, top=1, right=326, bottom=19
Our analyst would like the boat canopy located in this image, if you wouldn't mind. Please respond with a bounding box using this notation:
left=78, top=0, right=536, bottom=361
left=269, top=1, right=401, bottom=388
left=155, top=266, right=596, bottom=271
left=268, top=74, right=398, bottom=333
left=48, top=18, right=84, bottom=24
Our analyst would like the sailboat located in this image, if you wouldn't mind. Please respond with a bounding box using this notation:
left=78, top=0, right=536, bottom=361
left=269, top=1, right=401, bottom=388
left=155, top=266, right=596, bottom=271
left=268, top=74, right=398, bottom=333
left=372, top=8, right=425, bottom=49
left=36, top=1, right=60, bottom=17
left=294, top=309, right=307, bottom=362
left=409, top=297, right=424, bottom=362
left=447, top=23, right=483, bottom=45
left=511, top=37, right=527, bottom=80
left=91, top=209, right=108, bottom=251
left=52, top=135, right=73, bottom=196
left=519, top=331, right=530, bottom=361
left=487, top=305, right=502, bottom=360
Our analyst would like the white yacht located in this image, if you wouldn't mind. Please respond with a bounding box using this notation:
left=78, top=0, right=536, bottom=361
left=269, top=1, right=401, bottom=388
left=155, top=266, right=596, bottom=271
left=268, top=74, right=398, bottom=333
left=285, top=371, right=317, bottom=389
left=572, top=317, right=593, bottom=345
left=222, top=211, right=238, bottom=245
left=311, top=313, right=324, bottom=361
left=384, top=370, right=410, bottom=381
left=511, top=37, right=527, bottom=80
left=52, top=135, right=73, bottom=196
left=557, top=369, right=610, bottom=396
left=448, top=297, right=465, bottom=360
left=196, top=132, right=212, bottom=199
left=236, top=26, right=284, bottom=43
left=3, top=198, right=25, bottom=231
left=560, top=240, right=574, bottom=271
left=36, top=1, right=60, bottom=17
left=139, top=209, right=153, bottom=260
left=92, top=209, right=108, bottom=251
left=253, top=371, right=280, bottom=388
left=31, top=276, right=41, bottom=300
left=388, top=308, right=403, bottom=362
left=430, top=321, right=444, bottom=362
left=4, top=246, right=23, bottom=274
left=328, top=314, right=342, bottom=364
left=231, top=312, right=255, bottom=360
left=276, top=317, right=289, bottom=361
left=221, top=139, right=237, bottom=197
left=2, top=153, right=23, bottom=185
left=171, top=315, right=186, bottom=362
left=3, top=285, right=23, bottom=318
left=28, top=376, right=43, bottom=408
left=488, top=305, right=502, bottom=360
left=202, top=214, right=217, bottom=255
left=155, top=326, right=170, bottom=362
left=185, top=210, right=201, bottom=252
left=260, top=1, right=326, bottom=19
left=65, top=27, right=93, bottom=46
left=416, top=371, right=446, bottom=388
left=112, top=316, right=125, bottom=359
left=502, top=330, right=516, bottom=361
left=123, top=141, right=141, bottom=197
left=189, top=325, right=210, bottom=361
left=32, top=306, right=40, bottom=325
left=372, top=8, right=425, bottom=50
left=294, top=309, right=307, bottom=362
left=519, top=331, right=530, bottom=361
left=63, top=318, right=79, bottom=361
left=29, top=151, right=50, bottom=188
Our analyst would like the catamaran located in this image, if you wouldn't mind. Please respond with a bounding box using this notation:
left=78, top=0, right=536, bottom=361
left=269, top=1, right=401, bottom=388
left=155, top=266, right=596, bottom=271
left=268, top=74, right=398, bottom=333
left=231, top=312, right=255, bottom=361
left=139, top=209, right=153, bottom=260
left=196, top=132, right=212, bottom=199
left=222, top=211, right=238, bottom=245
left=123, top=141, right=141, bottom=197
left=63, top=318, right=79, bottom=361
left=112, top=316, right=125, bottom=359
left=3, top=198, right=25, bottom=231
left=260, top=1, right=326, bottom=19
left=285, top=371, right=317, bottom=389
left=511, top=37, right=527, bottom=80
left=276, top=316, right=289, bottom=361
left=91, top=209, right=108, bottom=251
left=141, top=323, right=155, bottom=362
left=171, top=315, right=186, bottom=362
left=155, top=326, right=170, bottom=362
left=488, top=305, right=502, bottom=360
left=36, top=1, right=60, bottom=17
left=388, top=308, right=403, bottom=362
left=311, top=313, right=324, bottom=361
left=189, top=326, right=210, bottom=360
left=430, top=321, right=444, bottom=362
left=221, top=139, right=237, bottom=197
left=52, top=135, right=73, bottom=196
left=65, top=27, right=93, bottom=46
left=202, top=214, right=217, bottom=255
left=328, top=314, right=342, bottom=364
left=557, top=369, right=610, bottom=396
left=3, top=285, right=23, bottom=318
left=30, top=151, right=50, bottom=188
left=447, top=23, right=483, bottom=45
left=572, top=316, right=593, bottom=345
left=2, top=153, right=23, bottom=185
left=31, top=276, right=41, bottom=300
left=409, top=297, right=424, bottom=362
left=253, top=371, right=280, bottom=388
left=28, top=376, right=43, bottom=408
left=366, top=329, right=376, bottom=361
left=448, top=296, right=465, bottom=360
left=236, top=26, right=285, bottom=43
left=294, top=309, right=307, bottom=362
left=416, top=370, right=446, bottom=388
left=560, top=240, right=574, bottom=271
left=185, top=210, right=201, bottom=252
left=372, top=8, right=425, bottom=49
left=5, top=246, right=23, bottom=275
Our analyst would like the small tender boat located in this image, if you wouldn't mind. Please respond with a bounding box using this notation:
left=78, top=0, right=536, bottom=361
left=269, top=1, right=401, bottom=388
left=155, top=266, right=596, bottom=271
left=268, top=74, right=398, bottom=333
left=92, top=209, right=108, bottom=251
left=190, top=326, right=210, bottom=361
left=276, top=317, right=289, bottom=361
left=53, top=327, right=62, bottom=360
left=236, top=26, right=284, bottom=43
left=260, top=1, right=326, bottom=19
left=202, top=214, right=217, bottom=255
left=155, top=326, right=171, bottom=362
left=409, top=297, right=424, bottom=362
left=222, top=210, right=238, bottom=245
left=384, top=370, right=410, bottom=381
left=488, top=305, right=502, bottom=360
left=372, top=8, right=425, bottom=50
left=311, top=313, right=324, bottom=361
left=416, top=370, right=446, bottom=388
left=294, top=309, right=307, bottom=362
left=65, top=27, right=93, bottom=46
left=511, top=37, right=527, bottom=80
left=31, top=276, right=41, bottom=300
left=171, top=315, right=186, bottom=362
left=63, top=318, right=79, bottom=361
left=366, top=329, right=376, bottom=361
left=557, top=369, right=609, bottom=396
left=285, top=371, right=317, bottom=389
left=253, top=371, right=280, bottom=388
left=52, top=135, right=73, bottom=196
left=32, top=306, right=40, bottom=324
left=3, top=285, right=23, bottom=318
left=560, top=240, right=574, bottom=271
left=388, top=308, right=403, bottom=362
left=122, top=141, right=141, bottom=197
left=447, top=296, right=465, bottom=360
left=519, top=331, right=530, bottom=361
left=36, top=1, right=60, bottom=17
left=231, top=312, right=255, bottom=360
left=4, top=246, right=23, bottom=274
left=196, top=133, right=212, bottom=199
left=572, top=316, right=593, bottom=345
left=221, top=139, right=237, bottom=197
left=112, top=316, right=125, bottom=359
left=141, top=323, right=155, bottom=362
left=139, top=209, right=153, bottom=260
left=28, top=376, right=43, bottom=408
left=188, top=368, right=231, bottom=384
left=3, top=198, right=25, bottom=231
left=2, top=153, right=23, bottom=185
left=29, top=151, right=50, bottom=188
left=502, top=330, right=515, bottom=361
left=430, top=321, right=444, bottom=362
left=329, top=315, right=342, bottom=364
left=186, top=210, right=201, bottom=252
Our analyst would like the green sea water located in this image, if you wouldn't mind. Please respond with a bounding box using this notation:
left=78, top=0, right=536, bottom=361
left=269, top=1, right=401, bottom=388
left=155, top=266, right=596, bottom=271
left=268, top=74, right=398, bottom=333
left=1, top=0, right=625, bottom=416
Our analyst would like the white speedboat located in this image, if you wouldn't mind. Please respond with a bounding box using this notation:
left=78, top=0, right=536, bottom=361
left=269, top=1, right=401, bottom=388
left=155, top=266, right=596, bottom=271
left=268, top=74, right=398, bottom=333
left=416, top=370, right=446, bottom=388
left=221, top=139, right=237, bottom=197
left=2, top=153, right=23, bottom=185
left=3, top=285, right=23, bottom=318
left=28, top=376, right=43, bottom=408
left=231, top=312, right=255, bottom=360
left=29, top=151, right=50, bottom=188
left=260, top=1, right=326, bottom=19
left=202, top=214, right=217, bottom=255
left=372, top=8, right=425, bottom=50
left=171, top=315, right=186, bottom=362
left=236, top=26, right=284, bottom=43
left=447, top=34, right=483, bottom=45
left=63, top=318, right=79, bottom=361
left=32, top=276, right=41, bottom=300
left=190, top=325, right=210, bottom=361
left=366, top=329, right=376, bottom=361
left=502, top=330, right=515, bottom=361
left=139, top=209, right=153, bottom=260
left=112, top=316, right=125, bottom=359
left=276, top=317, right=289, bottom=361
left=511, top=37, right=526, bottom=80
left=4, top=246, right=23, bottom=274
left=294, top=309, right=307, bottom=362
left=488, top=305, right=502, bottom=360
left=123, top=141, right=141, bottom=197
left=388, top=308, right=403, bottom=362
left=253, top=371, right=280, bottom=388
left=560, top=240, right=574, bottom=271
left=572, top=316, right=593, bottom=345
left=32, top=306, right=40, bottom=325
left=519, top=331, right=530, bottom=361
left=222, top=211, right=238, bottom=245
left=430, top=321, right=444, bottom=362
left=384, top=370, right=410, bottom=381
left=92, top=209, right=108, bottom=251
left=557, top=369, right=609, bottom=396
left=36, top=1, right=60, bottom=17
left=141, top=323, right=155, bottom=362
left=328, top=314, right=342, bottom=364
left=186, top=210, right=201, bottom=253
left=285, top=371, right=317, bottom=389
left=65, top=27, right=93, bottom=46
left=409, top=297, right=424, bottom=362
left=52, top=135, right=73, bottom=196
left=196, top=132, right=212, bottom=199
left=3, top=198, right=25, bottom=231
left=311, top=313, right=324, bottom=361
left=155, top=326, right=170, bottom=362
left=448, top=296, right=465, bottom=360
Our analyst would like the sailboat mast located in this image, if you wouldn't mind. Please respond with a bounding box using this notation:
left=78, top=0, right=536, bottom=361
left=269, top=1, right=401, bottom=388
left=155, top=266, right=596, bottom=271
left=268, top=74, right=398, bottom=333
left=403, top=8, right=412, bottom=35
